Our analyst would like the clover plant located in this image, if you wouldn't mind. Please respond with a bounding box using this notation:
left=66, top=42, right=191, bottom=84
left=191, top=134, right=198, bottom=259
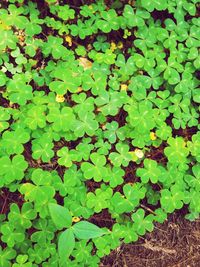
left=0, top=0, right=199, bottom=266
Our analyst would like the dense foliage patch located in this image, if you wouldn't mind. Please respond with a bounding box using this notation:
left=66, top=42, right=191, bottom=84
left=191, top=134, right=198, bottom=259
left=0, top=0, right=199, bottom=266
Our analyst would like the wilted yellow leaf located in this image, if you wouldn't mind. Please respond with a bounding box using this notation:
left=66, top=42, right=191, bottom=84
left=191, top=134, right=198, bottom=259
left=78, top=57, right=93, bottom=70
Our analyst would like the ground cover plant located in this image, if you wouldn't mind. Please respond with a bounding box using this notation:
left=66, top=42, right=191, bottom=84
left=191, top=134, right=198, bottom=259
left=0, top=0, right=199, bottom=266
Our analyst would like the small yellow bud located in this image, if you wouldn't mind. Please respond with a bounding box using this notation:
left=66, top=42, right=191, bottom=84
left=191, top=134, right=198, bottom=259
left=72, top=217, right=80, bottom=223
left=65, top=35, right=72, bottom=46
left=110, top=42, right=117, bottom=52
left=123, top=29, right=131, bottom=39
left=117, top=42, right=123, bottom=49
left=121, top=84, right=128, bottom=91
left=150, top=132, right=157, bottom=141
left=56, top=94, right=65, bottom=103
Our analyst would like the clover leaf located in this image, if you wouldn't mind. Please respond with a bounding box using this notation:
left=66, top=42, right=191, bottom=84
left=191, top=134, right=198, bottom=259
left=0, top=247, right=16, bottom=267
left=25, top=105, right=47, bottom=130
left=47, top=107, right=75, bottom=132
left=109, top=166, right=124, bottom=188
left=131, top=209, right=154, bottom=236
left=111, top=183, right=146, bottom=214
left=0, top=107, right=10, bottom=132
left=0, top=155, right=28, bottom=186
left=136, top=159, right=161, bottom=184
left=125, top=101, right=156, bottom=134
left=164, top=137, right=189, bottom=164
left=109, top=143, right=132, bottom=167
left=81, top=153, right=108, bottom=182
left=32, top=134, right=54, bottom=163
left=141, top=0, right=167, bottom=12
left=0, top=128, right=30, bottom=155
left=55, top=165, right=83, bottom=196
left=42, top=36, right=67, bottom=59
left=1, top=223, right=25, bottom=247
left=57, top=147, right=73, bottom=167
left=20, top=170, right=55, bottom=208
left=86, top=187, right=113, bottom=212
left=160, top=186, right=184, bottom=213
left=12, top=254, right=32, bottom=267
left=187, top=132, right=200, bottom=162
left=7, top=79, right=33, bottom=105
left=0, top=4, right=28, bottom=29
left=0, top=29, right=18, bottom=50
left=104, top=121, right=119, bottom=144
left=49, top=63, right=81, bottom=94
left=8, top=203, right=37, bottom=229
left=96, top=9, right=120, bottom=33
left=73, top=112, right=99, bottom=137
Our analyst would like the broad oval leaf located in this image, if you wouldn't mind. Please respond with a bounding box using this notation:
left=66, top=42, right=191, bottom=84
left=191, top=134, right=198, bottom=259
left=72, top=221, right=107, bottom=239
left=48, top=203, right=72, bottom=230
left=58, top=229, right=75, bottom=265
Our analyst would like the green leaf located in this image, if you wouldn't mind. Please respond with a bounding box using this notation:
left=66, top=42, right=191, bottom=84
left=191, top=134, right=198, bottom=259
left=0, top=155, right=28, bottom=186
left=160, top=186, right=184, bottom=213
left=131, top=209, right=154, bottom=235
left=58, top=229, right=75, bottom=264
left=81, top=153, right=108, bottom=182
left=73, top=221, right=107, bottom=239
left=164, top=137, right=189, bottom=164
left=137, top=159, right=161, bottom=183
left=57, top=147, right=73, bottom=167
left=48, top=203, right=72, bottom=229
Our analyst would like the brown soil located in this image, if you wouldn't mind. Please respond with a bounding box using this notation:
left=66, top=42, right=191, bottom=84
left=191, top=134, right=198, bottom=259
left=101, top=212, right=200, bottom=267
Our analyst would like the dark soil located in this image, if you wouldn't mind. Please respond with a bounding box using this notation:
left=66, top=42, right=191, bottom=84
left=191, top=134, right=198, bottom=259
left=101, top=212, right=200, bottom=267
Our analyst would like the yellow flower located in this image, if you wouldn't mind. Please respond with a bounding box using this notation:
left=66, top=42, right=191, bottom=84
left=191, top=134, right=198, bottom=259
left=121, top=84, right=128, bottom=91
left=134, top=149, right=144, bottom=159
left=150, top=132, right=156, bottom=141
left=72, top=217, right=80, bottom=223
left=56, top=94, right=65, bottom=103
left=65, top=35, right=72, bottom=46
left=110, top=42, right=117, bottom=52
